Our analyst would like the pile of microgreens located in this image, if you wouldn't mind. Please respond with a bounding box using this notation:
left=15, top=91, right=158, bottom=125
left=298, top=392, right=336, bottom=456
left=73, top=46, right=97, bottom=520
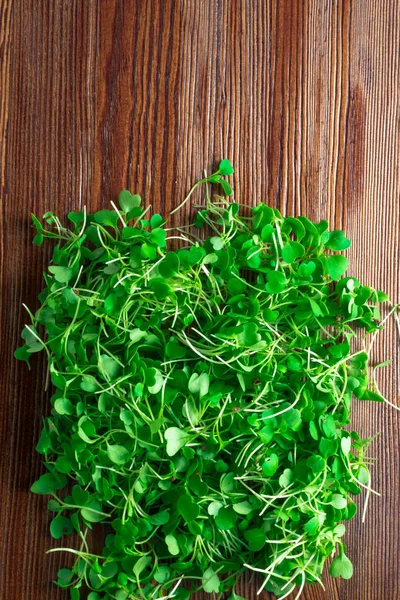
left=16, top=159, right=399, bottom=600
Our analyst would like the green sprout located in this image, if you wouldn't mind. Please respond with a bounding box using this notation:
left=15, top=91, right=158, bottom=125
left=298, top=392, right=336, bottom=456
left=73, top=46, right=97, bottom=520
left=15, top=159, right=399, bottom=599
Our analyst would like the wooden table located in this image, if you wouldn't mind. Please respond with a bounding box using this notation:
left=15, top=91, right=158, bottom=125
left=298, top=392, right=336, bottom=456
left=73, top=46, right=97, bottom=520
left=1, top=1, right=399, bottom=599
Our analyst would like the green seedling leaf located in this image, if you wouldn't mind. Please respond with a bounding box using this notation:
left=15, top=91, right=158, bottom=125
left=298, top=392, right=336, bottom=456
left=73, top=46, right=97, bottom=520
left=178, top=494, right=199, bottom=522
left=227, top=592, right=246, bottom=600
left=282, top=241, right=305, bottom=263
left=80, top=500, right=105, bottom=523
left=330, top=494, right=347, bottom=509
left=165, top=534, right=180, bottom=556
left=202, top=568, right=220, bottom=593
left=107, top=444, right=130, bottom=465
left=326, top=255, right=349, bottom=280
left=80, top=375, right=99, bottom=392
left=48, top=266, right=73, bottom=283
left=330, top=553, right=354, bottom=579
left=218, top=159, right=234, bottom=176
left=326, top=230, right=351, bottom=251
left=50, top=516, right=73, bottom=539
left=215, top=507, right=237, bottom=530
left=99, top=354, right=120, bottom=379
left=244, top=528, right=266, bottom=551
left=54, top=398, right=74, bottom=416
left=133, top=556, right=152, bottom=578
left=232, top=501, right=253, bottom=515
left=266, top=270, right=287, bottom=293
left=119, top=190, right=141, bottom=212
left=31, top=472, right=65, bottom=495
left=164, top=427, right=190, bottom=456
left=262, top=453, right=279, bottom=477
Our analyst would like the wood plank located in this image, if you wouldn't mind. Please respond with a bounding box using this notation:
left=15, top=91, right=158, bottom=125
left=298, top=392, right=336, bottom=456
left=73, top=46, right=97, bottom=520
left=0, top=1, right=399, bottom=598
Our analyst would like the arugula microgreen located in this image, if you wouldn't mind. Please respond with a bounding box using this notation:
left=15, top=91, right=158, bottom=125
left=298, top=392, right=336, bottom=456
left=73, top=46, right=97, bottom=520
left=16, top=159, right=399, bottom=599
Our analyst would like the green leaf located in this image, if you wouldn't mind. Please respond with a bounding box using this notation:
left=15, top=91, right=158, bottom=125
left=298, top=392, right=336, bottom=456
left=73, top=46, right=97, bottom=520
left=107, top=444, right=130, bottom=465
left=319, top=437, right=339, bottom=458
left=210, top=236, right=224, bottom=251
left=80, top=375, right=99, bottom=392
left=80, top=500, right=105, bottom=523
left=164, top=427, right=190, bottom=457
left=165, top=534, right=180, bottom=555
left=141, top=242, right=157, bottom=260
left=279, top=468, right=293, bottom=488
left=232, top=501, right=253, bottom=515
left=306, top=454, right=325, bottom=475
left=281, top=241, right=305, bottom=263
left=104, top=293, right=119, bottom=315
left=330, top=553, right=354, bottom=579
left=262, top=453, right=279, bottom=477
left=283, top=216, right=306, bottom=240
left=50, top=516, right=73, bottom=539
left=218, top=159, right=234, bottom=176
left=57, top=568, right=74, bottom=586
left=341, top=436, right=352, bottom=456
left=177, top=494, right=199, bottom=522
left=220, top=179, right=233, bottom=196
left=130, top=328, right=147, bottom=343
left=31, top=472, right=65, bottom=495
left=356, top=465, right=370, bottom=484
left=33, top=233, right=44, bottom=246
left=309, top=297, right=323, bottom=317
left=320, top=414, right=336, bottom=438
left=326, top=255, right=349, bottom=280
left=330, top=494, right=347, bottom=509
left=166, top=337, right=186, bottom=359
left=119, top=190, right=141, bottom=212
left=298, top=261, right=316, bottom=277
left=202, top=567, right=220, bottom=593
left=102, top=563, right=118, bottom=578
left=263, top=308, right=279, bottom=322
left=72, top=485, right=89, bottom=506
left=150, top=228, right=167, bottom=247
left=215, top=507, right=237, bottom=530
left=99, top=355, right=120, bottom=379
left=154, top=566, right=171, bottom=584
left=159, top=252, right=180, bottom=278
left=149, top=510, right=170, bottom=526
left=244, top=528, right=266, bottom=551
left=54, top=398, right=74, bottom=416
left=304, top=516, right=319, bottom=534
left=150, top=213, right=165, bottom=228
left=133, top=556, right=152, bottom=578
left=227, top=592, right=246, bottom=600
left=94, top=210, right=118, bottom=227
left=228, top=277, right=247, bottom=295
left=220, top=472, right=236, bottom=493
left=265, top=270, right=287, bottom=293
left=208, top=501, right=224, bottom=516
left=31, top=213, right=44, bottom=233
left=188, top=372, right=210, bottom=398
left=48, top=266, right=73, bottom=283
left=309, top=420, right=319, bottom=441
left=326, top=230, right=351, bottom=251
left=261, top=224, right=274, bottom=242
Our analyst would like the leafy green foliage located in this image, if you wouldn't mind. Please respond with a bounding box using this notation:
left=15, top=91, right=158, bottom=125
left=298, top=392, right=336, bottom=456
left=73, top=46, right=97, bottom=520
left=16, top=160, right=395, bottom=600
left=330, top=552, right=354, bottom=579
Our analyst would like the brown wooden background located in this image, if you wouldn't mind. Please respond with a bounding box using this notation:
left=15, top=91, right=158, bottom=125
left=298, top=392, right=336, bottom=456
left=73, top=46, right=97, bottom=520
left=1, top=1, right=399, bottom=599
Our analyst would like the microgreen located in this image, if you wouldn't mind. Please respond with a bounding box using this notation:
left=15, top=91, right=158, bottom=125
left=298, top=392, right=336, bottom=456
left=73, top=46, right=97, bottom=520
left=16, top=159, right=398, bottom=599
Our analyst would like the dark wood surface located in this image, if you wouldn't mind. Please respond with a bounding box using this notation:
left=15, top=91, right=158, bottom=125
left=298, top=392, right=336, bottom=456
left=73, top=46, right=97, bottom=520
left=1, top=1, right=399, bottom=599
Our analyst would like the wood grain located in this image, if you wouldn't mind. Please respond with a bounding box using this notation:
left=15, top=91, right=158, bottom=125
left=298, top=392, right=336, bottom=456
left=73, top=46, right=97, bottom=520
left=0, top=1, right=399, bottom=598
